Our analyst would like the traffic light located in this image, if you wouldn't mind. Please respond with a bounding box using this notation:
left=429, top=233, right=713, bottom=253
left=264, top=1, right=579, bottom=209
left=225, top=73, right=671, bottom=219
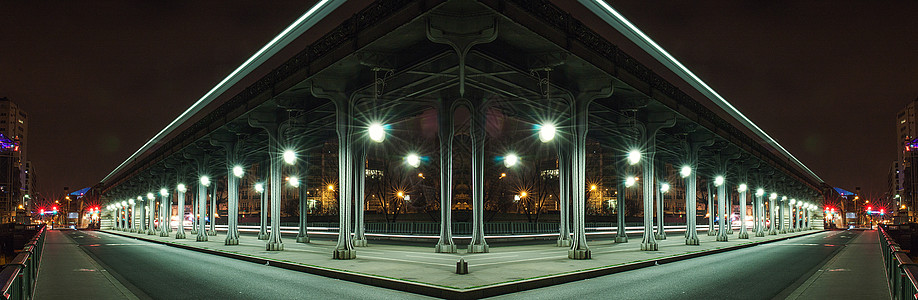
left=867, top=206, right=872, bottom=211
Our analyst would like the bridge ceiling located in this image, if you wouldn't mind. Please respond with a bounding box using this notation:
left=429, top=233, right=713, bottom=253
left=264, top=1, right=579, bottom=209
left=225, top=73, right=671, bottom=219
left=102, top=0, right=822, bottom=198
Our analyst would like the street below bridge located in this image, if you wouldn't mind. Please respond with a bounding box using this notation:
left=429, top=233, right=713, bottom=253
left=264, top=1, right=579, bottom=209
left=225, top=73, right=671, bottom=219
left=36, top=229, right=887, bottom=299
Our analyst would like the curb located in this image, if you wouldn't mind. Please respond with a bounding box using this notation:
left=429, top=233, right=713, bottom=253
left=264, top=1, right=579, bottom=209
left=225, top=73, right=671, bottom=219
left=102, top=230, right=824, bottom=299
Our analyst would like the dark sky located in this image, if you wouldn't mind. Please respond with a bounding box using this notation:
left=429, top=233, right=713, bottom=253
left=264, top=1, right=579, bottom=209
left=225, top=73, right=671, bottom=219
left=1, top=1, right=916, bottom=199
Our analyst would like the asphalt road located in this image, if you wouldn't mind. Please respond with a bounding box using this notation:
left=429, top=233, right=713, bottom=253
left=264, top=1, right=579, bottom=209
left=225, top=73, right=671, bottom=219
left=490, top=230, right=857, bottom=300
left=64, top=230, right=431, bottom=300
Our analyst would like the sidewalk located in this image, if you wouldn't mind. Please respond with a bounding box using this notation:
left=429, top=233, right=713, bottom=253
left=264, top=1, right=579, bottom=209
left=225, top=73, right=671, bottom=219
left=33, top=230, right=138, bottom=300
left=786, top=230, right=891, bottom=299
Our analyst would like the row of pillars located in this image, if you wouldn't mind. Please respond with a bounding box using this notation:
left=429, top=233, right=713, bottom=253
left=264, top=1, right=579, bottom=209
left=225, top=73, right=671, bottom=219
left=105, top=86, right=818, bottom=261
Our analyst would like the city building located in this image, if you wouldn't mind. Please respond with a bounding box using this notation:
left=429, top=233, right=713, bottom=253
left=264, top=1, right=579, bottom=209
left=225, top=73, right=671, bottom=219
left=897, top=98, right=918, bottom=220
left=0, top=97, right=27, bottom=223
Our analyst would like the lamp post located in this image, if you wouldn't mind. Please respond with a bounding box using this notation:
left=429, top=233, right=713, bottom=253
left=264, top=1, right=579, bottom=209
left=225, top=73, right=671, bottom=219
left=737, top=184, right=749, bottom=239
left=175, top=183, right=187, bottom=239
left=714, top=176, right=728, bottom=242
left=754, top=188, right=765, bottom=237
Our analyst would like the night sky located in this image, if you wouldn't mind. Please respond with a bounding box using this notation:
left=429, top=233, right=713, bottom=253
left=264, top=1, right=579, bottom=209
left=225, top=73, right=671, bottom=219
left=2, top=1, right=916, bottom=200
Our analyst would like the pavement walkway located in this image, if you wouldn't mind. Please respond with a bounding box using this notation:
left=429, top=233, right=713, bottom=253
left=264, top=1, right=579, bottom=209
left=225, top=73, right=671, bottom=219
left=786, top=229, right=891, bottom=299
left=33, top=229, right=138, bottom=300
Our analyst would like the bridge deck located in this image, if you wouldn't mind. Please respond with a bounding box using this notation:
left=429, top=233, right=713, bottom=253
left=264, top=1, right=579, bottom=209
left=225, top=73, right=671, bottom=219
left=34, top=229, right=138, bottom=300
left=102, top=228, right=823, bottom=297
left=785, top=229, right=890, bottom=299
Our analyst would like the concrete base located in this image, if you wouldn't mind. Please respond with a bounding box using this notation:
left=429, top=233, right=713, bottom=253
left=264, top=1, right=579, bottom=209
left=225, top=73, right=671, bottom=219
left=726, top=228, right=734, bottom=234
left=654, top=232, right=666, bottom=240
left=225, top=238, right=238, bottom=245
left=769, top=229, right=778, bottom=235
left=267, top=242, right=284, bottom=251
left=175, top=232, right=185, bottom=239
left=296, top=236, right=310, bottom=243
left=334, top=249, right=356, bottom=260
left=755, top=231, right=765, bottom=237
left=557, top=238, right=572, bottom=247
left=207, top=231, right=217, bottom=236
left=258, top=233, right=268, bottom=240
left=353, top=239, right=368, bottom=247
left=614, top=235, right=628, bottom=243
left=738, top=231, right=749, bottom=239
left=159, top=231, right=169, bottom=237
left=468, top=244, right=490, bottom=253
left=568, top=249, right=591, bottom=259
left=196, top=235, right=208, bottom=242
left=685, top=237, right=699, bottom=245
left=707, top=230, right=716, bottom=236
left=716, top=235, right=729, bottom=242
left=146, top=230, right=156, bottom=235
left=779, top=229, right=787, bottom=234
left=190, top=229, right=197, bottom=235
left=435, top=243, right=457, bottom=253
left=640, top=242, right=658, bottom=251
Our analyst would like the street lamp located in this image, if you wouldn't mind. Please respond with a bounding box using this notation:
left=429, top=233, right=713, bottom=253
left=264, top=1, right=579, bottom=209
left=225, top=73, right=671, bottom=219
left=160, top=188, right=169, bottom=197
left=146, top=193, right=154, bottom=200
left=625, top=176, right=637, bottom=187
left=756, top=188, right=765, bottom=197
left=714, top=176, right=724, bottom=187
left=368, top=122, right=386, bottom=142
left=504, top=153, right=519, bottom=168
left=255, top=183, right=265, bottom=193
left=660, top=183, right=670, bottom=193
left=200, top=176, right=211, bottom=187
left=627, top=150, right=641, bottom=165
left=233, top=165, right=245, bottom=178
left=405, top=153, right=421, bottom=168
left=283, top=150, right=297, bottom=165
left=680, top=166, right=691, bottom=178
left=288, top=176, right=300, bottom=187
left=538, top=123, right=556, bottom=143
left=177, top=184, right=187, bottom=193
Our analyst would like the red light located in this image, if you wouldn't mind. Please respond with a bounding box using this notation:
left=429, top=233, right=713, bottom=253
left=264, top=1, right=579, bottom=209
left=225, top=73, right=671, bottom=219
left=39, top=209, right=44, bottom=214
left=867, top=206, right=872, bottom=211
left=881, top=209, right=885, bottom=214
left=52, top=206, right=58, bottom=211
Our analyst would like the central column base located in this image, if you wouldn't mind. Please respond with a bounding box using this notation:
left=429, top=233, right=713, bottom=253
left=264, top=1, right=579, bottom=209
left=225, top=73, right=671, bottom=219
left=207, top=231, right=217, bottom=236
left=726, top=227, right=734, bottom=234
left=333, top=249, right=356, bottom=260
left=779, top=229, right=787, bottom=234
left=435, top=243, right=457, bottom=253
left=738, top=231, right=749, bottom=239
left=190, top=229, right=198, bottom=235
left=654, top=232, right=667, bottom=240
left=296, top=235, right=310, bottom=243
left=716, top=234, right=729, bottom=242
left=707, top=230, right=716, bottom=236
left=468, top=244, right=489, bottom=253
left=614, top=235, right=629, bottom=243
left=146, top=230, right=155, bottom=235
left=685, top=237, right=699, bottom=245
left=568, top=249, right=591, bottom=259
left=755, top=231, right=765, bottom=237
left=353, top=238, right=367, bottom=247
left=266, top=242, right=284, bottom=251
left=640, top=242, right=657, bottom=251
left=768, top=229, right=778, bottom=235
left=159, top=231, right=169, bottom=237
left=175, top=232, right=185, bottom=239
left=225, top=237, right=239, bottom=245
left=196, top=235, right=208, bottom=242
left=258, top=232, right=268, bottom=240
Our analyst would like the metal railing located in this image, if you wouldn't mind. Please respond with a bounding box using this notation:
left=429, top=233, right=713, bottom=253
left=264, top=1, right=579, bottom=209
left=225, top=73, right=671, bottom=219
left=0, top=225, right=46, bottom=300
left=879, top=225, right=918, bottom=299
